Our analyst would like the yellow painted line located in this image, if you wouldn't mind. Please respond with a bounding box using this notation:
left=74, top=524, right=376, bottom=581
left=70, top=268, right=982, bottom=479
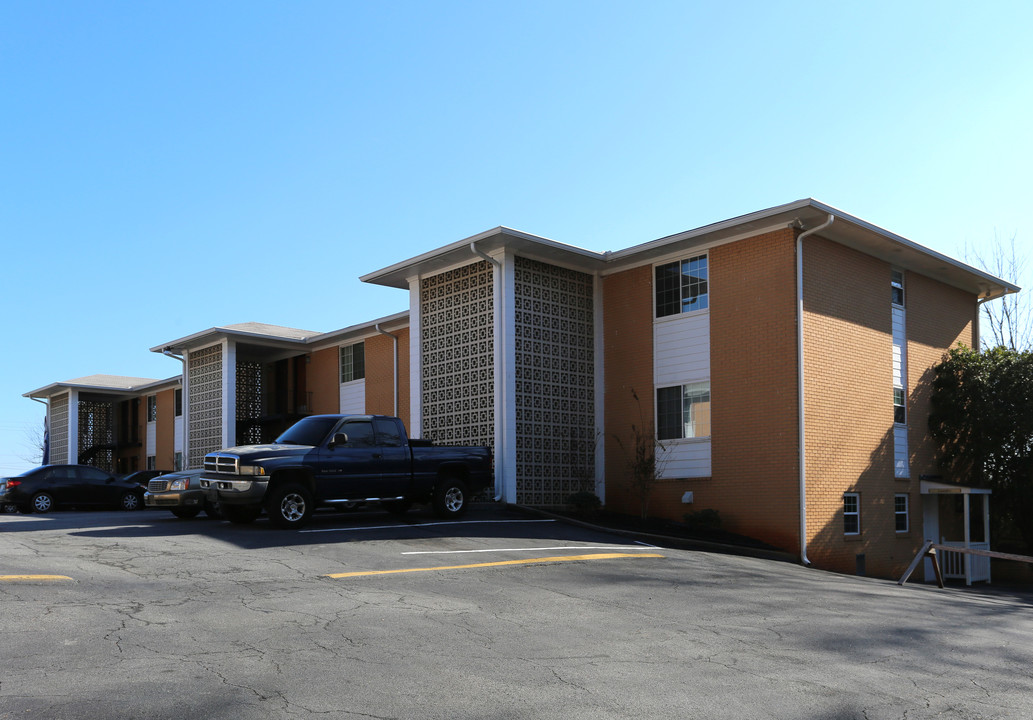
left=0, top=575, right=73, bottom=582
left=324, top=552, right=664, bottom=578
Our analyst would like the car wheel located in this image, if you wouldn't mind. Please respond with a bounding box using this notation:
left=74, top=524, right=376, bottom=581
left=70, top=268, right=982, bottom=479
left=32, top=492, right=54, bottom=514
left=120, top=492, right=142, bottom=511
left=383, top=500, right=411, bottom=516
left=266, top=483, right=313, bottom=529
left=222, top=504, right=261, bottom=525
left=432, top=478, right=468, bottom=518
left=171, top=507, right=201, bottom=519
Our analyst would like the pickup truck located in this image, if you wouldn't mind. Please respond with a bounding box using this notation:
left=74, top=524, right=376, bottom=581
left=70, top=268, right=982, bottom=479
left=199, top=414, right=493, bottom=529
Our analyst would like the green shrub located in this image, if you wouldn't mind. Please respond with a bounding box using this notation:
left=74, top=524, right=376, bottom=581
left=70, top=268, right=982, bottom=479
left=567, top=491, right=602, bottom=515
left=683, top=508, right=722, bottom=532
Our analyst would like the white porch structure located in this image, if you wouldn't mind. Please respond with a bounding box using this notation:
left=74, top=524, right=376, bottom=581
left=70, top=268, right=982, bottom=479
left=921, top=480, right=992, bottom=585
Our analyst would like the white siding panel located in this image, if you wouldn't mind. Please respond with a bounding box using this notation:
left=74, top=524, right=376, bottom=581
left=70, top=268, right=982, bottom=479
left=892, top=306, right=906, bottom=388
left=146, top=422, right=157, bottom=456
left=654, top=313, right=710, bottom=387
left=340, top=380, right=366, bottom=415
left=894, top=424, right=909, bottom=478
left=174, top=416, right=184, bottom=456
left=658, top=439, right=711, bottom=479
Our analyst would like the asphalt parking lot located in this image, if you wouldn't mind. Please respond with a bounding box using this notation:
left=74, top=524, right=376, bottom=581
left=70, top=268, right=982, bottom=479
left=1, top=504, right=1032, bottom=720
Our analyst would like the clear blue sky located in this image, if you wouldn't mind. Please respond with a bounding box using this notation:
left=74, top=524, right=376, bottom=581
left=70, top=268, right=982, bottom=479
left=2, top=1, right=1031, bottom=475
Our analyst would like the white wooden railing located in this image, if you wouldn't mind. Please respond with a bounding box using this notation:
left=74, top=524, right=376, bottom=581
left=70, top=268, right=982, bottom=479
left=939, top=541, right=991, bottom=585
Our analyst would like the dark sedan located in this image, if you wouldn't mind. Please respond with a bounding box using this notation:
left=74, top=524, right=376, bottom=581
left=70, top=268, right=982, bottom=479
left=0, top=465, right=146, bottom=513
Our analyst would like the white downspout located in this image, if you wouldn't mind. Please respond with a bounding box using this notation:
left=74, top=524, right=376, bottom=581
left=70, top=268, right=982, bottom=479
left=797, top=214, right=834, bottom=566
left=374, top=324, right=399, bottom=417
left=30, top=396, right=49, bottom=462
left=162, top=347, right=188, bottom=468
left=470, top=242, right=505, bottom=502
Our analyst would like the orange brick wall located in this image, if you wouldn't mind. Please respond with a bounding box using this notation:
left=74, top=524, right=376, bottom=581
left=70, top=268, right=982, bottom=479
left=708, top=228, right=800, bottom=550
left=307, top=347, right=341, bottom=415
left=905, top=272, right=976, bottom=479
left=365, top=328, right=411, bottom=429
left=602, top=264, right=655, bottom=513
left=155, top=388, right=177, bottom=470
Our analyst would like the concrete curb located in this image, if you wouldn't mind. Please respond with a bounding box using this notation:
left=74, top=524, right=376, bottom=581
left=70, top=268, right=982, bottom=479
left=505, top=503, right=800, bottom=565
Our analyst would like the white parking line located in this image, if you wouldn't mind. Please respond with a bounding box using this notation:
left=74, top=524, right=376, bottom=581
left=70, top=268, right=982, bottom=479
left=300, top=518, right=557, bottom=533
left=402, top=545, right=657, bottom=555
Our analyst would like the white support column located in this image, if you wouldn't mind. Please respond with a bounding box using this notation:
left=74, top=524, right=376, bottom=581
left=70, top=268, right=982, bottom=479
left=223, top=339, right=237, bottom=449
left=408, top=275, right=422, bottom=438
left=593, top=271, right=606, bottom=504
left=68, top=388, right=79, bottom=464
left=963, top=494, right=972, bottom=585
left=499, top=249, right=517, bottom=504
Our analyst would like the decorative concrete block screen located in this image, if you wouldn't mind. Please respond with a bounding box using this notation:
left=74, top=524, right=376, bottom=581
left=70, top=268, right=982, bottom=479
left=513, top=256, right=595, bottom=506
left=79, top=399, right=114, bottom=471
left=50, top=392, right=69, bottom=465
left=235, top=360, right=263, bottom=445
left=420, top=260, right=495, bottom=451
left=188, top=343, right=223, bottom=469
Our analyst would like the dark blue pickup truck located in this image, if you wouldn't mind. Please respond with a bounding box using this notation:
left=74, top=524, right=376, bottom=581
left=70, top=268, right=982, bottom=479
left=199, top=414, right=493, bottom=529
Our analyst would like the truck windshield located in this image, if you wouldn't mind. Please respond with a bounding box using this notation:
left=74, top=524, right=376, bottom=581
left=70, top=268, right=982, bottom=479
left=275, top=416, right=341, bottom=446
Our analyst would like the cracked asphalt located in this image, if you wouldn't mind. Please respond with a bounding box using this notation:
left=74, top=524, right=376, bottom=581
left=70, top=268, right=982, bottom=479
left=1, top=504, right=1031, bottom=719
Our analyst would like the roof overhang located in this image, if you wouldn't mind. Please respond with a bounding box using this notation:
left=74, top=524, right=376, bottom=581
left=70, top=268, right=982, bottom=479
left=921, top=479, right=992, bottom=495
left=360, top=199, right=1019, bottom=301
left=23, top=375, right=180, bottom=401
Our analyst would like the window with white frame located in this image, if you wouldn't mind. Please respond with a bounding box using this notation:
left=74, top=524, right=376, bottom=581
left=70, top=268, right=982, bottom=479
left=655, top=255, right=708, bottom=317
left=146, top=455, right=156, bottom=470
left=146, top=395, right=157, bottom=422
left=174, top=452, right=183, bottom=471
left=340, top=343, right=366, bottom=383
left=657, top=382, right=711, bottom=440
left=894, top=494, right=909, bottom=532
left=843, top=493, right=860, bottom=535
left=891, top=269, right=905, bottom=307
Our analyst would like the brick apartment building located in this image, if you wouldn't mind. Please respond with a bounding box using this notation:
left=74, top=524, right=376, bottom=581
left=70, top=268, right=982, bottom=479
left=25, top=199, right=1017, bottom=581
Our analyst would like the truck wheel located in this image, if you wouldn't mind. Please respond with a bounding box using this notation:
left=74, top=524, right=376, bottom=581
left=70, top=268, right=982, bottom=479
left=432, top=479, right=468, bottom=518
left=266, top=483, right=313, bottom=529
left=171, top=507, right=201, bottom=519
left=222, top=504, right=261, bottom=524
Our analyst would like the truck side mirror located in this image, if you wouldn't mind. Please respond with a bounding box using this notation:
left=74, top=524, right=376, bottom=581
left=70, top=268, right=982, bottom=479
left=330, top=433, right=348, bottom=449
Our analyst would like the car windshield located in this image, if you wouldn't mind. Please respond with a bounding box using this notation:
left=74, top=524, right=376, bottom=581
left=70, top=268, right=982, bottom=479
left=274, top=416, right=341, bottom=446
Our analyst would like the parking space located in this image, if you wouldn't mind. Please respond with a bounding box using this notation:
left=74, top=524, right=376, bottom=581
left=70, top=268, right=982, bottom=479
left=2, top=505, right=1032, bottom=719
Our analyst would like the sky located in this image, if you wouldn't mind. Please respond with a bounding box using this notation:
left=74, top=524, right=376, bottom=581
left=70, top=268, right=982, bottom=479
left=2, top=1, right=1031, bottom=475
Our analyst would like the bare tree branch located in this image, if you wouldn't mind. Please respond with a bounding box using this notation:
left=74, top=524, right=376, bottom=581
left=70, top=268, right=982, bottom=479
left=965, top=233, right=1032, bottom=351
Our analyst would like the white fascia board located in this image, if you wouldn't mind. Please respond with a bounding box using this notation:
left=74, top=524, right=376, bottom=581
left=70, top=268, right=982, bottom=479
left=150, top=327, right=313, bottom=355
left=305, top=310, right=410, bottom=352
left=23, top=376, right=178, bottom=399
left=360, top=226, right=605, bottom=288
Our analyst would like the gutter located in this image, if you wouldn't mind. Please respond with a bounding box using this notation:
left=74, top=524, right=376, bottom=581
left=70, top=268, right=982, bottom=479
left=796, top=213, right=835, bottom=567
left=374, top=324, right=399, bottom=417
left=470, top=242, right=505, bottom=503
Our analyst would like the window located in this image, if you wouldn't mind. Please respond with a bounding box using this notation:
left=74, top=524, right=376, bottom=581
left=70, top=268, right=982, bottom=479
left=655, top=255, right=708, bottom=317
left=894, top=494, right=909, bottom=533
left=373, top=418, right=403, bottom=447
left=340, top=420, right=375, bottom=447
left=146, top=455, right=156, bottom=470
left=340, top=343, right=366, bottom=383
left=174, top=388, right=183, bottom=417
left=146, top=396, right=157, bottom=422
left=891, top=269, right=905, bottom=306
left=843, top=493, right=860, bottom=535
left=174, top=452, right=183, bottom=471
left=893, top=387, right=906, bottom=425
left=657, top=382, right=711, bottom=440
